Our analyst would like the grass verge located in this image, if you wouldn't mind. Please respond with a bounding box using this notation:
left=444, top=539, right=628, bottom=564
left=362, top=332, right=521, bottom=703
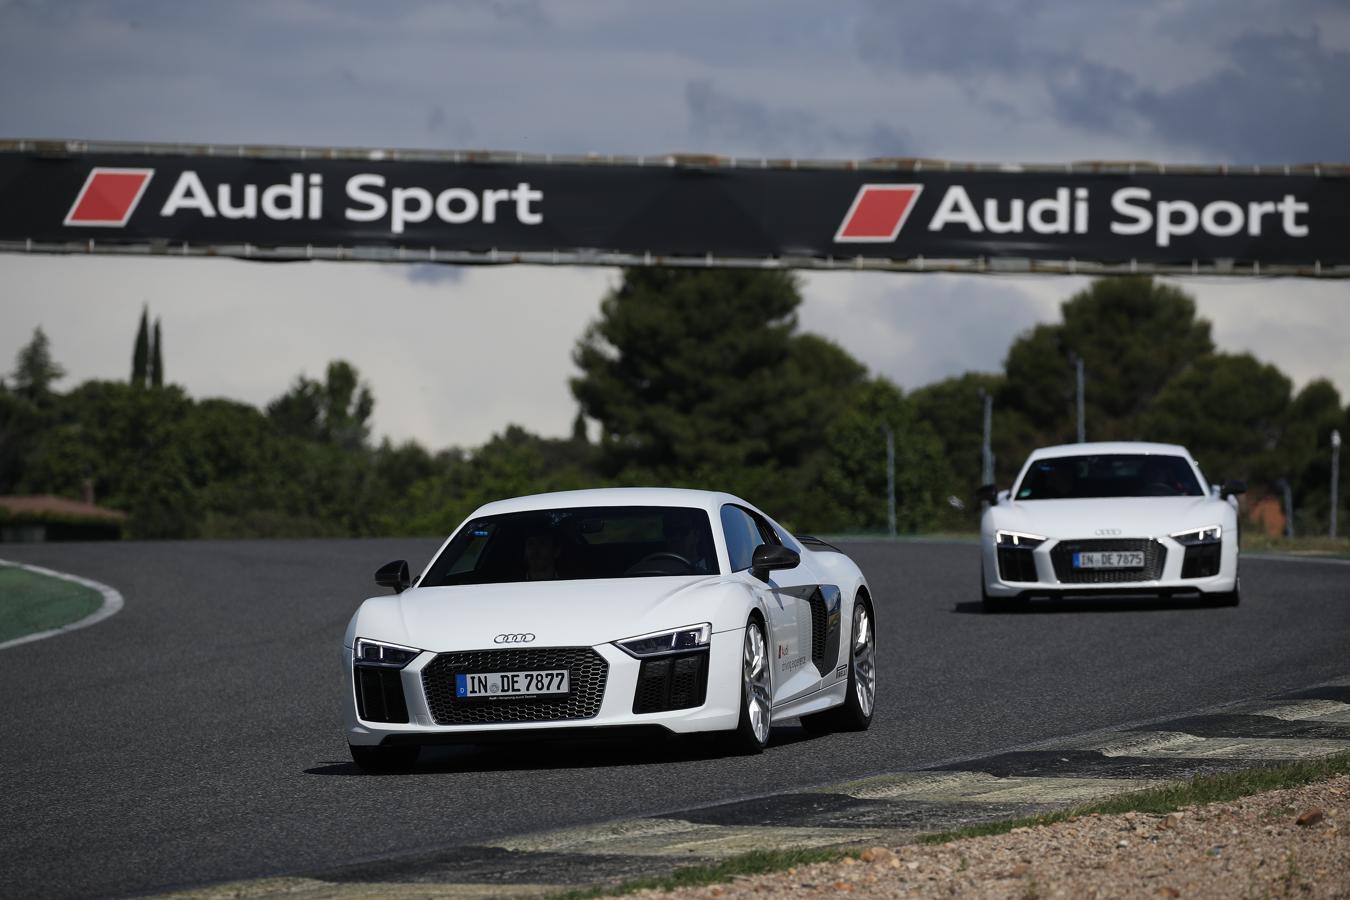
left=918, top=751, right=1350, bottom=844
left=549, top=847, right=852, bottom=900
left=0, top=563, right=104, bottom=644
left=551, top=753, right=1350, bottom=898
left=1239, top=533, right=1350, bottom=558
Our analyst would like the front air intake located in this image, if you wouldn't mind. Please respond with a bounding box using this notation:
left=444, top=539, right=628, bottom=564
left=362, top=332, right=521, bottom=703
left=997, top=547, right=1038, bottom=582
left=354, top=666, right=410, bottom=724
left=632, top=651, right=709, bottom=714
left=1182, top=541, right=1222, bottom=578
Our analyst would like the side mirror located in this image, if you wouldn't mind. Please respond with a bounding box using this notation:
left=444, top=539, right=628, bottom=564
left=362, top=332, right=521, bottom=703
left=976, top=484, right=999, bottom=505
left=1221, top=480, right=1247, bottom=498
left=751, top=544, right=800, bottom=581
left=375, top=559, right=411, bottom=594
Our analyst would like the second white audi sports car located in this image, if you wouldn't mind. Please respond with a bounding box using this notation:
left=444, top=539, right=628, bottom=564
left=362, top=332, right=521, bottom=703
left=343, top=488, right=876, bottom=771
left=979, top=442, right=1244, bottom=611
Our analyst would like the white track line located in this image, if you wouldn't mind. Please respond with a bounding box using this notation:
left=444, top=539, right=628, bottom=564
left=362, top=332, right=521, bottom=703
left=0, top=558, right=124, bottom=651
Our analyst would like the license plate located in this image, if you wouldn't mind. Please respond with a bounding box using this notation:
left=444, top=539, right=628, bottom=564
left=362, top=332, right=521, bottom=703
left=454, top=670, right=569, bottom=698
left=1073, top=551, right=1145, bottom=569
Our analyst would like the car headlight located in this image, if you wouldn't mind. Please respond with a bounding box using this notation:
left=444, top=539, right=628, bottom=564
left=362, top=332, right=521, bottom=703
left=996, top=530, right=1046, bottom=548
left=615, top=623, right=711, bottom=658
left=353, top=637, right=422, bottom=668
left=1171, top=525, right=1222, bottom=545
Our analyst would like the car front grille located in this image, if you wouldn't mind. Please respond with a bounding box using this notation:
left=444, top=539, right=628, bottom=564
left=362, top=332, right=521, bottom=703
left=1050, top=539, right=1166, bottom=584
left=422, top=647, right=608, bottom=726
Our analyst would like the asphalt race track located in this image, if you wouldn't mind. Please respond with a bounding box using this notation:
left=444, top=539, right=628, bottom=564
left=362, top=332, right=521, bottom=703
left=2, top=539, right=1348, bottom=899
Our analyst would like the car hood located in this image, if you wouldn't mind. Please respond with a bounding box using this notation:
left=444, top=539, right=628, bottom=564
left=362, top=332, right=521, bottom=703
left=351, top=575, right=742, bottom=652
left=988, top=495, right=1229, bottom=540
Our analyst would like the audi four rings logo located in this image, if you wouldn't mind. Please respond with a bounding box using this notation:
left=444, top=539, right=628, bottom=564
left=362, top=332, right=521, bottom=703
left=494, top=633, right=536, bottom=644
left=1095, top=528, right=1123, bottom=536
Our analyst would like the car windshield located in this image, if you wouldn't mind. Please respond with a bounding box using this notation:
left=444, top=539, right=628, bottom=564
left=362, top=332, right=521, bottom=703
left=1014, top=454, right=1204, bottom=500
left=420, top=506, right=721, bottom=585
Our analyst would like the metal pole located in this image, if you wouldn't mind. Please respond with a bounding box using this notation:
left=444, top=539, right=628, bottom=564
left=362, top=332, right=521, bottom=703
left=980, top=389, right=994, bottom=488
left=882, top=424, right=896, bottom=537
left=1332, top=430, right=1342, bottom=539
left=1075, top=356, right=1086, bottom=443
left=1278, top=477, right=1294, bottom=539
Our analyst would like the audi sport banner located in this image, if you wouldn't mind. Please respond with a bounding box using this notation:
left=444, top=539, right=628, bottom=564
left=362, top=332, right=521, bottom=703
left=1, top=140, right=1347, bottom=276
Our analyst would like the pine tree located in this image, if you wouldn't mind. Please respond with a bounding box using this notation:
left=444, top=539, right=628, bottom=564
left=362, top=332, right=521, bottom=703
left=11, top=326, right=66, bottom=403
left=132, top=306, right=150, bottom=387
left=571, top=268, right=866, bottom=479
left=151, top=318, right=164, bottom=388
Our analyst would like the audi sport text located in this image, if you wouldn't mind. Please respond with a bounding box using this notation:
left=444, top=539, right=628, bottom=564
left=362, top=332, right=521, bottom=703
left=158, top=170, right=544, bottom=234
left=839, top=184, right=1310, bottom=247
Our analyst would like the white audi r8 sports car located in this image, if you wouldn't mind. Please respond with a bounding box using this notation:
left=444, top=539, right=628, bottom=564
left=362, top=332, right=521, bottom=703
left=979, top=442, right=1244, bottom=611
left=343, top=488, right=876, bottom=771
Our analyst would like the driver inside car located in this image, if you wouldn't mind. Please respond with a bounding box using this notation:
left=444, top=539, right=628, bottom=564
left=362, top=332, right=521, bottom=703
left=523, top=529, right=562, bottom=581
left=1141, top=457, right=1180, bottom=495
left=663, top=510, right=712, bottom=573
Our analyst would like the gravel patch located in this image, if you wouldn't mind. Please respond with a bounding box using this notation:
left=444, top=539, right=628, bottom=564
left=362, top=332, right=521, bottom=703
left=614, top=775, right=1349, bottom=899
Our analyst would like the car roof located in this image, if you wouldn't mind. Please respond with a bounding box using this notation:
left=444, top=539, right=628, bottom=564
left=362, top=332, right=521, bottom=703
left=468, top=487, right=746, bottom=518
left=1027, top=441, right=1194, bottom=461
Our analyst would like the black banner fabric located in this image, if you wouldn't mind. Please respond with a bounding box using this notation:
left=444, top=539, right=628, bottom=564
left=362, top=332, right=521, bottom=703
left=1, top=144, right=1347, bottom=274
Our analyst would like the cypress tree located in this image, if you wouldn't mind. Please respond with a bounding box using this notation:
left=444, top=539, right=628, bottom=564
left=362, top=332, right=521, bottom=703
left=132, top=305, right=149, bottom=387
left=150, top=318, right=164, bottom=388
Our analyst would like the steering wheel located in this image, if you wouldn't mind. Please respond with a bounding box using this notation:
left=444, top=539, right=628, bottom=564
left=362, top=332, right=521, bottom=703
left=624, top=551, right=696, bottom=576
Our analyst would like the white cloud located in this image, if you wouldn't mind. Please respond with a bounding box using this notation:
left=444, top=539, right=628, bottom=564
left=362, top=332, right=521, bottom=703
left=1183, top=277, right=1350, bottom=397
left=797, top=273, right=1063, bottom=388
left=0, top=255, right=610, bottom=449
left=798, top=272, right=1350, bottom=402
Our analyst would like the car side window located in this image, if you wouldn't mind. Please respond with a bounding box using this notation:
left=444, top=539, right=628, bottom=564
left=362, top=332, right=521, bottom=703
left=748, top=510, right=782, bottom=547
left=768, top=520, right=799, bottom=553
left=720, top=505, right=767, bottom=572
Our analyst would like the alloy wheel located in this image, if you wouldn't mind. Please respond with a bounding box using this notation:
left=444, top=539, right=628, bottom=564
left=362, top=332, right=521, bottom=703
left=742, top=621, right=771, bottom=744
left=851, top=603, right=876, bottom=717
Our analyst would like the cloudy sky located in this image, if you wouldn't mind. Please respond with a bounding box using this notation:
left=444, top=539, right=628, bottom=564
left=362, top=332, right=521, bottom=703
left=2, top=0, right=1347, bottom=449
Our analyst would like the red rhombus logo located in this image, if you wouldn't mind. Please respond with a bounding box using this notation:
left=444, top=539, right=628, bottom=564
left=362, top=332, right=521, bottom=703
left=65, top=168, right=155, bottom=227
left=834, top=184, right=923, bottom=243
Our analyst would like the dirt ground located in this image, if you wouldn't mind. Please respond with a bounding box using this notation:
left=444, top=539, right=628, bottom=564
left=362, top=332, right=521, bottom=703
left=615, top=775, right=1350, bottom=899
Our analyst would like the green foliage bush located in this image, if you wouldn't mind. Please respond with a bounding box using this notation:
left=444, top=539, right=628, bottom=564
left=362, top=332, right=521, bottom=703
left=1, top=274, right=1345, bottom=539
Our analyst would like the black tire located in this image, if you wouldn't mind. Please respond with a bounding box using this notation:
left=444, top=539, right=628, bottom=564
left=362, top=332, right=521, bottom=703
left=1209, top=576, right=1241, bottom=607
left=723, top=616, right=772, bottom=755
left=981, top=565, right=1028, bottom=613
left=349, top=743, right=420, bottom=773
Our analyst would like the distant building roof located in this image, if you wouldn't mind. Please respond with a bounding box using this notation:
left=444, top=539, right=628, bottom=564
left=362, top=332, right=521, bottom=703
left=0, top=495, right=128, bottom=522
